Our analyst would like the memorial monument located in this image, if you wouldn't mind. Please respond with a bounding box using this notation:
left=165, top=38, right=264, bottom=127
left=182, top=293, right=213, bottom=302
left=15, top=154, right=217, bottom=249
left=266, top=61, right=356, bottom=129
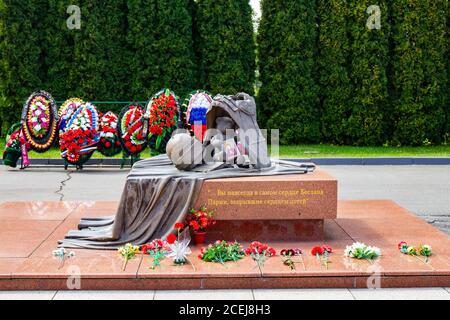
left=59, top=93, right=331, bottom=249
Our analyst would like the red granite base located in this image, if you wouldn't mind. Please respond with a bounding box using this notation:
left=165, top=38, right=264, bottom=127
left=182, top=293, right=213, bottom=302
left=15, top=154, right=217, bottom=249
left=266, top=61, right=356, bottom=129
left=0, top=200, right=449, bottom=290
left=208, top=220, right=324, bottom=241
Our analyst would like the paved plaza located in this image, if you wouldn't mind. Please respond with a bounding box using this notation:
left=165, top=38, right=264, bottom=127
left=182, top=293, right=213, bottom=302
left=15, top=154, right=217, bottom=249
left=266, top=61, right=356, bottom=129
left=1, top=164, right=449, bottom=299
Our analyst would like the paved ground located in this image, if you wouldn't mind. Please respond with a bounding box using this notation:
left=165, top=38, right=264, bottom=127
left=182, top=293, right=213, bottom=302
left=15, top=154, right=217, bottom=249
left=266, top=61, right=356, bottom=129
left=1, top=164, right=449, bottom=300
left=0, top=288, right=449, bottom=300
left=1, top=165, right=449, bottom=234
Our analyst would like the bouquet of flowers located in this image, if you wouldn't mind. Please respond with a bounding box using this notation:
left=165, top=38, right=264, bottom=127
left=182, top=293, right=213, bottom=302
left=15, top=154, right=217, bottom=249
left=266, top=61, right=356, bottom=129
left=398, top=241, right=432, bottom=263
left=166, top=225, right=192, bottom=266
left=344, top=242, right=381, bottom=262
left=280, top=248, right=305, bottom=271
left=97, top=111, right=122, bottom=157
left=118, top=243, right=140, bottom=271
left=141, top=239, right=170, bottom=270
left=21, top=91, right=59, bottom=153
left=199, top=240, right=245, bottom=264
left=59, top=102, right=100, bottom=166
left=118, top=104, right=147, bottom=164
left=311, top=245, right=333, bottom=269
left=185, top=205, right=216, bottom=233
left=147, top=89, right=179, bottom=154
left=52, top=247, right=75, bottom=269
left=182, top=90, right=212, bottom=141
left=244, top=241, right=276, bottom=268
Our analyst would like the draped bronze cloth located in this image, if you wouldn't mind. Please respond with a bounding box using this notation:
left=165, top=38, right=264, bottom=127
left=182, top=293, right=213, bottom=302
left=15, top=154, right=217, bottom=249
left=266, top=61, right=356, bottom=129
left=59, top=155, right=314, bottom=250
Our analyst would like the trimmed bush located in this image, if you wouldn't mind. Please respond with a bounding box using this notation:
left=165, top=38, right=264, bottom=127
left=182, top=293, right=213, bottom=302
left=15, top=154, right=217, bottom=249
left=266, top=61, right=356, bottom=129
left=316, top=0, right=352, bottom=144
left=70, top=0, right=128, bottom=109
left=0, top=0, right=45, bottom=128
left=196, top=0, right=255, bottom=95
left=257, top=0, right=320, bottom=144
left=390, top=1, right=448, bottom=145
left=127, top=0, right=196, bottom=100
left=346, top=0, right=390, bottom=146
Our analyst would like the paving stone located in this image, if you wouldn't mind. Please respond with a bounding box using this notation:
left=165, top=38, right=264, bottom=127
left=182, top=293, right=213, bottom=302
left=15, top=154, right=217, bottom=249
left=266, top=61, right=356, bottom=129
left=154, top=289, right=253, bottom=300
left=0, top=291, right=56, bottom=300
left=53, top=290, right=155, bottom=300
left=349, top=288, right=450, bottom=300
left=253, top=289, right=354, bottom=300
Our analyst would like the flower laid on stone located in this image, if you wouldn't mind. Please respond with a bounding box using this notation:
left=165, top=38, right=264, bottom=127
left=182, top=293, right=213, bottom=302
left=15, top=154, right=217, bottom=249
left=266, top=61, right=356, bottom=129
left=398, top=241, right=432, bottom=263
left=166, top=225, right=192, bottom=266
left=280, top=248, right=305, bottom=271
left=52, top=248, right=75, bottom=270
left=311, top=245, right=332, bottom=269
left=141, top=239, right=169, bottom=270
left=244, top=241, right=276, bottom=269
left=118, top=243, right=140, bottom=271
left=344, top=242, right=381, bottom=263
left=199, top=240, right=245, bottom=264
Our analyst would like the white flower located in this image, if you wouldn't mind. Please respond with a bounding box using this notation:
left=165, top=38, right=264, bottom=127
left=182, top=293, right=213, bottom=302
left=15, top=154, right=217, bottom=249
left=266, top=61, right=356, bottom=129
left=34, top=124, right=42, bottom=132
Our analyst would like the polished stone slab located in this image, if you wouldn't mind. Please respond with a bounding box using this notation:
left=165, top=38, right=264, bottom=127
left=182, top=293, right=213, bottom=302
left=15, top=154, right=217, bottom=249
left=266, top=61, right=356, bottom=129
left=195, top=169, right=338, bottom=220
left=0, top=200, right=448, bottom=290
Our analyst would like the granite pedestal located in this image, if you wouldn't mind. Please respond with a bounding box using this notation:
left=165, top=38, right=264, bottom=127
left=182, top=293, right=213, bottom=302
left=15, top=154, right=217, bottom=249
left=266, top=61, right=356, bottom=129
left=195, top=168, right=337, bottom=241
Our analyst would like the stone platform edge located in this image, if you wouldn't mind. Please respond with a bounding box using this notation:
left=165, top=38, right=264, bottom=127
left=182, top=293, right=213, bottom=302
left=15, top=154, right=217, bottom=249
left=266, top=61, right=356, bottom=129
left=1, top=274, right=449, bottom=290
left=2, top=157, right=450, bottom=167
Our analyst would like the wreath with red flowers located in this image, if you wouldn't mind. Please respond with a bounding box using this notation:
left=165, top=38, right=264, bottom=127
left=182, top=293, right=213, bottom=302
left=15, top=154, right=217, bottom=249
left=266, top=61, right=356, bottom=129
left=181, top=90, right=212, bottom=141
left=146, top=89, right=180, bottom=154
left=117, top=104, right=148, bottom=158
left=59, top=102, right=100, bottom=166
left=97, top=111, right=122, bottom=157
left=21, top=91, right=59, bottom=153
left=2, top=123, right=27, bottom=168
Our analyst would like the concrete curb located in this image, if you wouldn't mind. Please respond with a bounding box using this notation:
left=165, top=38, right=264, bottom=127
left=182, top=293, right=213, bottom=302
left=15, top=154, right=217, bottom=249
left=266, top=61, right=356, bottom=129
left=1, top=157, right=450, bottom=166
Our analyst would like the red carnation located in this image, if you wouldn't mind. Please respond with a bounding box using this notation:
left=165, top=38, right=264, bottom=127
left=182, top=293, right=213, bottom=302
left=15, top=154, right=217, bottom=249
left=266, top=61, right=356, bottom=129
left=174, top=222, right=184, bottom=230
left=105, top=141, right=111, bottom=148
left=322, top=245, right=333, bottom=254
left=167, top=233, right=177, bottom=245
left=311, top=246, right=324, bottom=256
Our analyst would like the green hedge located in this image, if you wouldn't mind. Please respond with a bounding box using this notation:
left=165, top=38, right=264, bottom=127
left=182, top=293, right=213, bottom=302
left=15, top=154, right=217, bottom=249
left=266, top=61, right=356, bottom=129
left=0, top=1, right=448, bottom=146
left=316, top=0, right=352, bottom=144
left=390, top=1, right=448, bottom=146
left=195, top=0, right=255, bottom=95
left=0, top=1, right=45, bottom=127
left=257, top=0, right=320, bottom=144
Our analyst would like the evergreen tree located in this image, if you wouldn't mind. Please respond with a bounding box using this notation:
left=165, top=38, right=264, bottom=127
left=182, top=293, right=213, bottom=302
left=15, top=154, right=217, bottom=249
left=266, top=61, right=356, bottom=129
left=43, top=0, right=77, bottom=100
left=127, top=0, right=196, bottom=100
left=196, top=0, right=255, bottom=95
left=316, top=0, right=352, bottom=144
left=390, top=1, right=447, bottom=145
left=0, top=1, right=46, bottom=128
left=257, top=0, right=320, bottom=144
left=71, top=0, right=128, bottom=111
left=346, top=0, right=390, bottom=145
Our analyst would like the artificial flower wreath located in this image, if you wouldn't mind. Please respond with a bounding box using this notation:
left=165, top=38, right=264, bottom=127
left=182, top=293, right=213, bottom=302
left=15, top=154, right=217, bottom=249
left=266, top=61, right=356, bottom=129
left=21, top=91, right=59, bottom=153
left=59, top=102, right=100, bottom=166
left=181, top=90, right=212, bottom=141
left=117, top=104, right=147, bottom=160
left=97, top=111, right=121, bottom=157
left=146, top=89, right=179, bottom=154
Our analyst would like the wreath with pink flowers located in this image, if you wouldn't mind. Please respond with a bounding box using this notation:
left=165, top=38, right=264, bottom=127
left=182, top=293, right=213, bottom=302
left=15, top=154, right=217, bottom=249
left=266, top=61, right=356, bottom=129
left=21, top=91, right=59, bottom=152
